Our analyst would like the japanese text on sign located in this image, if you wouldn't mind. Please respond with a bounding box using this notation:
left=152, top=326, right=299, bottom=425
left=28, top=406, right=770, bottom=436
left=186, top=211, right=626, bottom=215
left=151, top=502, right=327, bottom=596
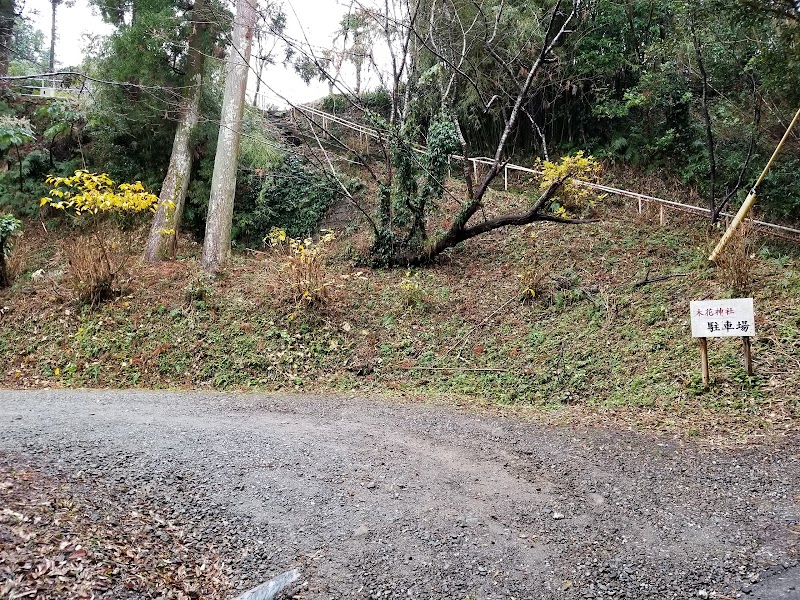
left=690, top=298, right=756, bottom=338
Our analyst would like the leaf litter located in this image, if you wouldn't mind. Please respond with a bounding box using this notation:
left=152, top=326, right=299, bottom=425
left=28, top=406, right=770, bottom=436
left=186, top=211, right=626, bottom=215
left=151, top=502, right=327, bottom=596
left=0, top=452, right=231, bottom=599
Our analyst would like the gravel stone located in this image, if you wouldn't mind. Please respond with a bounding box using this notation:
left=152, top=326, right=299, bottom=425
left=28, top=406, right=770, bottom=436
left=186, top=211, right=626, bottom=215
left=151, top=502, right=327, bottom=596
left=353, top=525, right=370, bottom=538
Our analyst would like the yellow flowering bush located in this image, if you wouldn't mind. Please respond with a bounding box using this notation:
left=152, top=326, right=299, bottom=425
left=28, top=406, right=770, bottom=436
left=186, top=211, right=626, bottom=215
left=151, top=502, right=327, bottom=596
left=40, top=170, right=159, bottom=215
left=40, top=171, right=161, bottom=305
left=536, top=152, right=603, bottom=217
left=266, top=228, right=336, bottom=311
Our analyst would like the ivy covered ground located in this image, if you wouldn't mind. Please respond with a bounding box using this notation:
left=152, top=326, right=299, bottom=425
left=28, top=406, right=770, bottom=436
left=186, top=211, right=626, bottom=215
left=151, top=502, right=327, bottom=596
left=1, top=192, right=799, bottom=440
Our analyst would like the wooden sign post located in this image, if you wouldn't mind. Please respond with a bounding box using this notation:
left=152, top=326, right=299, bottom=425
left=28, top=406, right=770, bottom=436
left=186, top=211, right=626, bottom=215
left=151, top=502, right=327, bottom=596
left=698, top=337, right=710, bottom=387
left=690, top=298, right=756, bottom=387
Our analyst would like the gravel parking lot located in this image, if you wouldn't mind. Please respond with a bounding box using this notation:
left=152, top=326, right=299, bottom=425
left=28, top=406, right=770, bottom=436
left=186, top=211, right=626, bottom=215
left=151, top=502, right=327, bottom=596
left=1, top=389, right=798, bottom=599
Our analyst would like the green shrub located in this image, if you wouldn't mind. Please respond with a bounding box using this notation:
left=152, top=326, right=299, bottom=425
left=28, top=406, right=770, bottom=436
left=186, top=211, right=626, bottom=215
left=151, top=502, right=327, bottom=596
left=321, top=94, right=349, bottom=113
left=0, top=115, right=35, bottom=194
left=760, top=157, right=800, bottom=222
left=233, top=156, right=351, bottom=247
left=0, top=149, right=48, bottom=206
left=359, top=88, right=391, bottom=115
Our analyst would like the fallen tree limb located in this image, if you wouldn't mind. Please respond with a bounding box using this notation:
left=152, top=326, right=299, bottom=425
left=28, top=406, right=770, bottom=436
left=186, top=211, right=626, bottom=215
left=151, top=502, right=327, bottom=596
left=633, top=273, right=689, bottom=288
left=399, top=366, right=509, bottom=373
left=407, top=177, right=589, bottom=266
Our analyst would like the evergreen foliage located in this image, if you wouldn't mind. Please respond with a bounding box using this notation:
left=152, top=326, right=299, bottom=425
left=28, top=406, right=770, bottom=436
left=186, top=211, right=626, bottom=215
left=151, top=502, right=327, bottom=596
left=409, top=0, right=800, bottom=221
left=234, top=156, right=350, bottom=248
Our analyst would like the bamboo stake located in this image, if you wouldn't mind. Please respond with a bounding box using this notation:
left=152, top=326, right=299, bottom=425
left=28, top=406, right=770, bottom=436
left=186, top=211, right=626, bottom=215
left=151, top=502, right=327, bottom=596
left=709, top=107, right=800, bottom=262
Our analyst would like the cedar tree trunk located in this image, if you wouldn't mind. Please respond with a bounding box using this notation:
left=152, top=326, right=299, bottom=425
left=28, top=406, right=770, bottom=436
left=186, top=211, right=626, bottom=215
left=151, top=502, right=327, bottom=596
left=49, top=0, right=59, bottom=72
left=143, top=0, right=208, bottom=261
left=201, top=0, right=256, bottom=272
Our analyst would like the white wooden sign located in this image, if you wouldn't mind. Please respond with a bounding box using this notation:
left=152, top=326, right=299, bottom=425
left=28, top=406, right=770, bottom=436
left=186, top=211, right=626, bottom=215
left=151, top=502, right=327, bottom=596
left=690, top=298, right=756, bottom=338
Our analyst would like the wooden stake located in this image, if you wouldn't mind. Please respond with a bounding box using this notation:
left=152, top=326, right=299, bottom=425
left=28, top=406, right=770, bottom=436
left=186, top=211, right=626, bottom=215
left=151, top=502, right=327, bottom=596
left=742, top=336, right=753, bottom=376
left=699, top=337, right=709, bottom=387
left=504, top=165, right=508, bottom=191
left=638, top=198, right=642, bottom=214
left=659, top=204, right=665, bottom=226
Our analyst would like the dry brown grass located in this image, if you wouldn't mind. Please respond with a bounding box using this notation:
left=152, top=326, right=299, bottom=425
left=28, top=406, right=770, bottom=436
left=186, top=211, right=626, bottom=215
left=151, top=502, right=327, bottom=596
left=517, top=251, right=553, bottom=304
left=5, top=234, right=33, bottom=283
left=608, top=166, right=704, bottom=206
left=713, top=219, right=755, bottom=295
left=63, top=229, right=136, bottom=306
left=261, top=232, right=338, bottom=312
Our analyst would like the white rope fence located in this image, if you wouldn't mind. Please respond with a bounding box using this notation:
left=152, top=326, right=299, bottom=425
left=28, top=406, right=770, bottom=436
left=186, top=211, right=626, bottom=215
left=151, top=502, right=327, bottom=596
left=290, top=104, right=800, bottom=242
left=9, top=75, right=84, bottom=99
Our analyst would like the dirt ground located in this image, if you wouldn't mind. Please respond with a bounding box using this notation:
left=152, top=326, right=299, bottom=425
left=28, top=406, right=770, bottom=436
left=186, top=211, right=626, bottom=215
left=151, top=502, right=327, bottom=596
left=1, top=389, right=799, bottom=599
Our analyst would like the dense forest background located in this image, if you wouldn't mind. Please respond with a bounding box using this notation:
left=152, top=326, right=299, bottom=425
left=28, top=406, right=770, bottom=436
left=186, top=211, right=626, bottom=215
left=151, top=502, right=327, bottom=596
left=0, top=0, right=798, bottom=432
left=0, top=0, right=798, bottom=251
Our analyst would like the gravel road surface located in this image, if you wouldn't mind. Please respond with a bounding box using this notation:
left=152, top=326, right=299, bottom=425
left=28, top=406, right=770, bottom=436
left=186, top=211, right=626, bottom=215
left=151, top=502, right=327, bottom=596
left=1, top=389, right=798, bottom=599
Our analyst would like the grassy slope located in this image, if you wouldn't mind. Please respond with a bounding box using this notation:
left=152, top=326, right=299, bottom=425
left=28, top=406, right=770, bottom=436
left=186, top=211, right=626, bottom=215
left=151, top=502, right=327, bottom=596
left=1, top=191, right=799, bottom=438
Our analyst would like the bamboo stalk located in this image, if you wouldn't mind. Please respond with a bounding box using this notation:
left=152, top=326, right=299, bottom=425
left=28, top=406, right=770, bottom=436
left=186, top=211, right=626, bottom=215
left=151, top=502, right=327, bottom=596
left=709, top=107, right=800, bottom=262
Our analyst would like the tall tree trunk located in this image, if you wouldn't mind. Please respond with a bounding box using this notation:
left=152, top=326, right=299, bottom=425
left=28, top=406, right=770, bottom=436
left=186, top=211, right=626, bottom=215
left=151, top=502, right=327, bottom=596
left=252, top=62, right=262, bottom=106
left=354, top=57, right=363, bottom=95
left=690, top=12, right=716, bottom=222
left=201, top=0, right=256, bottom=272
left=49, top=0, right=58, bottom=72
left=0, top=0, right=14, bottom=77
left=143, top=0, right=208, bottom=262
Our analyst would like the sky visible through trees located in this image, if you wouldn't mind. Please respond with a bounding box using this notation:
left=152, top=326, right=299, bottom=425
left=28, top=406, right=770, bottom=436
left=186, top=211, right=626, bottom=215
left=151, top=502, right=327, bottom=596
left=23, top=0, right=352, bottom=106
